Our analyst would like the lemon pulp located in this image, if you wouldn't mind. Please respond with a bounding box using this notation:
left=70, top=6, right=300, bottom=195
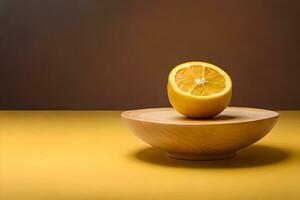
left=175, top=65, right=226, bottom=96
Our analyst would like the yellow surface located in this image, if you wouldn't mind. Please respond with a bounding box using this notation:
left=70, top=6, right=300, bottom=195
left=0, top=111, right=299, bottom=200
left=168, top=61, right=232, bottom=118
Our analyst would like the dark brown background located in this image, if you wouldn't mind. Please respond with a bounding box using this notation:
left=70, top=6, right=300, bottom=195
left=0, top=0, right=299, bottom=110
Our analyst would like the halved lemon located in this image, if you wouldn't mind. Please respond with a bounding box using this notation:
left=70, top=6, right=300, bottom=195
left=167, top=61, right=232, bottom=118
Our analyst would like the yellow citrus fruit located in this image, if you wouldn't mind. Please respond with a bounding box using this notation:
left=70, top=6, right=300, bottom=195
left=167, top=61, right=232, bottom=118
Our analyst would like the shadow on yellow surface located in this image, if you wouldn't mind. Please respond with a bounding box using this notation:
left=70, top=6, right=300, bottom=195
left=131, top=144, right=290, bottom=168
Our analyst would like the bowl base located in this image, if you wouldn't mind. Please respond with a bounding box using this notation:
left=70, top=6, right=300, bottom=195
left=167, top=151, right=236, bottom=161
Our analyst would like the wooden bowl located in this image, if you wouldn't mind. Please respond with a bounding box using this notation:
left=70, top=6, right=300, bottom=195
left=121, top=107, right=279, bottom=160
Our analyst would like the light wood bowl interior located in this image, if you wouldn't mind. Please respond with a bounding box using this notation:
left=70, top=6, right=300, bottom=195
left=121, top=107, right=279, bottom=160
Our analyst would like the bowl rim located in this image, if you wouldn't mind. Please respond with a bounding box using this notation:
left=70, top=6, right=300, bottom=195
left=121, top=107, right=279, bottom=126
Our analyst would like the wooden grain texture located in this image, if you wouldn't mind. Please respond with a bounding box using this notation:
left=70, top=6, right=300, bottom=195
left=122, top=107, right=279, bottom=160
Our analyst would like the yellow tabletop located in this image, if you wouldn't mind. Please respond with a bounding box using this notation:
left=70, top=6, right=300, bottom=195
left=0, top=111, right=299, bottom=200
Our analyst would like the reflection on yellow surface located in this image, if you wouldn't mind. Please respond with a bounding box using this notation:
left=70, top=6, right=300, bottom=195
left=0, top=111, right=300, bottom=200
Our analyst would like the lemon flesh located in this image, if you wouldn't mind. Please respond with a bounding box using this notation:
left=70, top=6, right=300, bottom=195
left=168, top=61, right=232, bottom=118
